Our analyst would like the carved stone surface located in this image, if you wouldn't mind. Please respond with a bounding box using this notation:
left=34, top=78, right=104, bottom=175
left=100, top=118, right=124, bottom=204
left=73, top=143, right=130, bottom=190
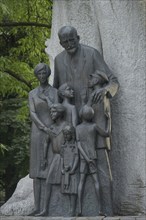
left=32, top=24, right=118, bottom=217
left=0, top=175, right=34, bottom=216
left=46, top=0, right=146, bottom=216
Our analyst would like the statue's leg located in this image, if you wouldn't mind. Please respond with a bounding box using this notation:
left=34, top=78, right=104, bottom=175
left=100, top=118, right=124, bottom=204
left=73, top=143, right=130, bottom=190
left=34, top=178, right=41, bottom=211
left=91, top=173, right=101, bottom=215
left=97, top=149, right=113, bottom=216
left=69, top=194, right=77, bottom=216
left=28, top=178, right=41, bottom=216
left=35, top=181, right=52, bottom=216
left=78, top=173, right=86, bottom=216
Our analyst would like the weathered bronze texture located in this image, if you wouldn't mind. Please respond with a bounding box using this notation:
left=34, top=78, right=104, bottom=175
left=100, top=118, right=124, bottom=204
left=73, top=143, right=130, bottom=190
left=29, top=26, right=119, bottom=217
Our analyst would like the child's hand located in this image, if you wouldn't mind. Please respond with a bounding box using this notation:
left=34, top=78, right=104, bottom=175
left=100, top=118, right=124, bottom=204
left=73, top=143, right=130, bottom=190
left=64, top=165, right=70, bottom=172
left=69, top=169, right=75, bottom=175
left=64, top=184, right=69, bottom=190
left=88, top=159, right=94, bottom=164
left=88, top=160, right=95, bottom=170
left=43, top=127, right=50, bottom=134
left=61, top=169, right=65, bottom=174
left=93, top=88, right=107, bottom=103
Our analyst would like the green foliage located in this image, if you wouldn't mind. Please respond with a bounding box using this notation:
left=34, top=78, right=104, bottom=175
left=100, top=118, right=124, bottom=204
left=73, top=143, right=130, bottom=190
left=0, top=98, right=30, bottom=173
left=0, top=0, right=52, bottom=97
left=0, top=144, right=8, bottom=155
left=0, top=0, right=52, bottom=201
left=0, top=98, right=31, bottom=200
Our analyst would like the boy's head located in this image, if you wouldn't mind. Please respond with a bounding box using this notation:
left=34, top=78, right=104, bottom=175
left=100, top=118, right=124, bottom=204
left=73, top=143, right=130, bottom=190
left=58, top=83, right=74, bottom=99
left=63, top=125, right=75, bottom=141
left=88, top=70, right=109, bottom=88
left=79, top=105, right=94, bottom=121
left=50, top=104, right=66, bottom=121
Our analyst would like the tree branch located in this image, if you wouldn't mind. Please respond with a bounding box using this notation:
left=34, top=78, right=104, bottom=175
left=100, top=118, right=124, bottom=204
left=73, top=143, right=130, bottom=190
left=0, top=22, right=51, bottom=28
left=4, top=69, right=32, bottom=90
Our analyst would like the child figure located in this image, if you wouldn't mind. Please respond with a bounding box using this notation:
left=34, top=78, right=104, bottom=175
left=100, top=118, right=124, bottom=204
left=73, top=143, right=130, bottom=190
left=61, top=125, right=79, bottom=216
left=58, top=83, right=78, bottom=127
left=76, top=105, right=110, bottom=216
left=36, top=104, right=68, bottom=216
left=88, top=70, right=111, bottom=151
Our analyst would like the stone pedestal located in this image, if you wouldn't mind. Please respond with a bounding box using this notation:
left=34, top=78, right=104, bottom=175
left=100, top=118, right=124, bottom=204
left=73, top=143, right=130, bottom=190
left=0, top=215, right=145, bottom=220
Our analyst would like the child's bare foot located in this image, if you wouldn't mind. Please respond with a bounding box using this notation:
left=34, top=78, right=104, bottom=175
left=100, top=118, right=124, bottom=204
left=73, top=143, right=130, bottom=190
left=35, top=210, right=47, bottom=216
left=99, top=211, right=107, bottom=217
left=28, top=209, right=39, bottom=216
left=77, top=212, right=83, bottom=217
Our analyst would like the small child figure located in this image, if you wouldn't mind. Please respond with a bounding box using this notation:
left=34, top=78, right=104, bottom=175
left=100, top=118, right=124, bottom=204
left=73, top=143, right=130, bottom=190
left=36, top=104, right=68, bottom=216
left=76, top=105, right=110, bottom=216
left=61, top=125, right=79, bottom=216
left=88, top=70, right=111, bottom=151
left=58, top=83, right=78, bottom=127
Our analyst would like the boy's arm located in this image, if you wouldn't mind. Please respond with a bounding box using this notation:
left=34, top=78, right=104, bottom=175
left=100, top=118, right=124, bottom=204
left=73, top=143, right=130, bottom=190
left=77, top=141, right=90, bottom=162
left=76, top=129, right=90, bottom=162
left=72, top=106, right=78, bottom=127
left=87, top=91, right=95, bottom=106
left=95, top=111, right=110, bottom=137
left=76, top=128, right=91, bottom=163
left=60, top=158, right=65, bottom=174
left=44, top=134, right=50, bottom=159
left=60, top=146, right=65, bottom=174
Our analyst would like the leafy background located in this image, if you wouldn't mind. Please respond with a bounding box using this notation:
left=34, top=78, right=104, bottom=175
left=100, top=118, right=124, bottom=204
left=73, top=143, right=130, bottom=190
left=0, top=0, right=52, bottom=203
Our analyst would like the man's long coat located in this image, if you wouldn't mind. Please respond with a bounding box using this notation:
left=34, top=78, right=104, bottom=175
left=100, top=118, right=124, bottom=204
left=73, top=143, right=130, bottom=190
left=53, top=44, right=119, bottom=112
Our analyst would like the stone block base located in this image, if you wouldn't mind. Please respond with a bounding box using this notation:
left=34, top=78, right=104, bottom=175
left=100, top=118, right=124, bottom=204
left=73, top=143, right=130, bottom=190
left=0, top=216, right=145, bottom=220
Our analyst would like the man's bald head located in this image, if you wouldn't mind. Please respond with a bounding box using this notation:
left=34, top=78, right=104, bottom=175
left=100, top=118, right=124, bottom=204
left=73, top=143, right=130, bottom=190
left=58, top=26, right=80, bottom=55
left=58, top=26, right=78, bottom=39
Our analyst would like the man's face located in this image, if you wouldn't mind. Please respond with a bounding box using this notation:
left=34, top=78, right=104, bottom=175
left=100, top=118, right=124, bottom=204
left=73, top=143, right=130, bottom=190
left=59, top=31, right=79, bottom=55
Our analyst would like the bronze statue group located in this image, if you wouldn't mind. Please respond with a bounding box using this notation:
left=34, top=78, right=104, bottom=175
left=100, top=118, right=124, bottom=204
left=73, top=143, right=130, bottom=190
left=29, top=26, right=119, bottom=217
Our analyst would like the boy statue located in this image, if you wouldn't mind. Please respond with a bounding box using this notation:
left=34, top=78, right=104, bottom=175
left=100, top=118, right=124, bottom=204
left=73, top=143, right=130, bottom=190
left=76, top=105, right=110, bottom=216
